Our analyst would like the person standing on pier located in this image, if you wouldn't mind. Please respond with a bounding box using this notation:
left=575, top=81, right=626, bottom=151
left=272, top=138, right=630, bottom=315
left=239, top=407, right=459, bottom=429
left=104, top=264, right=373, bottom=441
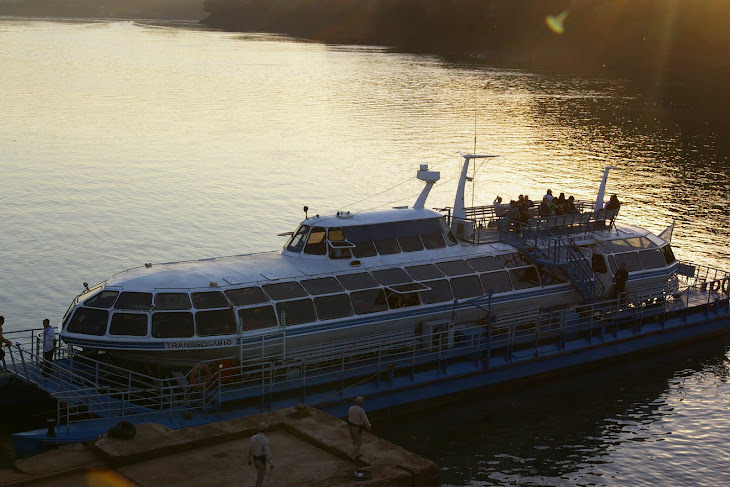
left=347, top=396, right=371, bottom=458
left=41, top=318, right=56, bottom=378
left=247, top=422, right=273, bottom=487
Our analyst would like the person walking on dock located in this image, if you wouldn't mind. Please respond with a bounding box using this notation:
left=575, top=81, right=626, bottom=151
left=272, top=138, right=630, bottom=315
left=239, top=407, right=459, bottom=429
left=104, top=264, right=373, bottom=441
left=247, top=422, right=273, bottom=487
left=347, top=396, right=371, bottom=458
left=614, top=263, right=629, bottom=305
left=41, top=318, right=56, bottom=378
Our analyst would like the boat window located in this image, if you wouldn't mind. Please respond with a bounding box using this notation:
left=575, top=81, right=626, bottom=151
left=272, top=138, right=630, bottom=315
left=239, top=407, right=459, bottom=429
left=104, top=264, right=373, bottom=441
left=351, top=289, right=388, bottom=315
left=301, top=277, right=345, bottom=295
left=84, top=290, right=119, bottom=309
left=591, top=254, right=608, bottom=274
left=262, top=282, right=308, bottom=300
left=151, top=312, right=194, bottom=338
left=479, top=270, right=513, bottom=294
left=336, top=272, right=379, bottom=290
left=351, top=241, right=377, bottom=258
left=639, top=249, right=666, bottom=269
left=439, top=218, right=459, bottom=246
left=191, top=291, right=229, bottom=309
left=196, top=309, right=236, bottom=336
left=374, top=238, right=401, bottom=255
left=114, top=292, right=152, bottom=310
left=66, top=307, right=109, bottom=336
left=437, top=260, right=474, bottom=276
left=419, top=279, right=453, bottom=304
left=109, top=313, right=148, bottom=336
left=238, top=305, right=277, bottom=331
left=626, top=237, right=657, bottom=249
left=662, top=245, right=676, bottom=265
left=398, top=235, right=424, bottom=252
left=304, top=227, right=327, bottom=255
left=596, top=239, right=630, bottom=254
left=421, top=232, right=445, bottom=250
left=276, top=299, right=316, bottom=326
left=608, top=255, right=617, bottom=275
left=537, top=266, right=568, bottom=286
left=225, top=286, right=269, bottom=306
left=314, top=294, right=353, bottom=320
left=450, top=275, right=483, bottom=299
left=388, top=282, right=430, bottom=293
left=496, top=252, right=532, bottom=268
left=467, top=256, right=504, bottom=272
left=387, top=290, right=420, bottom=309
left=154, top=293, right=192, bottom=310
left=406, top=264, right=444, bottom=280
left=509, top=267, right=541, bottom=290
left=372, top=268, right=412, bottom=285
left=614, top=252, right=642, bottom=272
left=328, top=228, right=353, bottom=260
left=285, top=225, right=309, bottom=253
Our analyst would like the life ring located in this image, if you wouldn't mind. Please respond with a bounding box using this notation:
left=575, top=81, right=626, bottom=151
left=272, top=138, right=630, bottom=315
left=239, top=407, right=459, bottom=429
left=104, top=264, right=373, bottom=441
left=723, top=278, right=730, bottom=295
left=711, top=280, right=721, bottom=292
left=189, top=363, right=211, bottom=390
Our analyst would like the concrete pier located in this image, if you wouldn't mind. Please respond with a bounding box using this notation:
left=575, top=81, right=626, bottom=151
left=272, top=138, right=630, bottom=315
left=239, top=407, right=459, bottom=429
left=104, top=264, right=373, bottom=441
left=0, top=406, right=440, bottom=486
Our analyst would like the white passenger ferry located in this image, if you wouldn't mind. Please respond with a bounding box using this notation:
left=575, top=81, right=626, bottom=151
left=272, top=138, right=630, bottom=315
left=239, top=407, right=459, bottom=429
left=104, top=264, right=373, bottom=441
left=59, top=154, right=679, bottom=369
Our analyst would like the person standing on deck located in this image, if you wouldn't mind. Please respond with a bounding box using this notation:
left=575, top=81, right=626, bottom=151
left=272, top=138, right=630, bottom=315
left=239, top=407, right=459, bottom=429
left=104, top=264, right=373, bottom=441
left=41, top=318, right=56, bottom=378
left=248, top=422, right=273, bottom=487
left=1, top=316, right=12, bottom=366
left=347, top=396, right=371, bottom=458
left=614, top=263, right=629, bottom=305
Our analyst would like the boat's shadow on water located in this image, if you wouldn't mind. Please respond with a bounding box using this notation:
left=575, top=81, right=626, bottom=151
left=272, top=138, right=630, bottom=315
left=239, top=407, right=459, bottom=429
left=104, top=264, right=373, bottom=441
left=375, top=335, right=730, bottom=486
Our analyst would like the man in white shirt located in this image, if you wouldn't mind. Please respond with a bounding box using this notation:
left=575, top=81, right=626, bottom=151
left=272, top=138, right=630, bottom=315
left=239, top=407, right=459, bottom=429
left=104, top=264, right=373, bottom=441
left=41, top=318, right=56, bottom=378
left=493, top=196, right=508, bottom=217
left=347, top=396, right=371, bottom=458
left=247, top=422, right=273, bottom=487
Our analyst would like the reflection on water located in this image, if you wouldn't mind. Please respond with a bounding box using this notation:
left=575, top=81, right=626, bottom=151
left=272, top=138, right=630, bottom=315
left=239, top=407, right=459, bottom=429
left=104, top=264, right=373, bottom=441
left=1, top=18, right=729, bottom=486
left=378, top=338, right=730, bottom=486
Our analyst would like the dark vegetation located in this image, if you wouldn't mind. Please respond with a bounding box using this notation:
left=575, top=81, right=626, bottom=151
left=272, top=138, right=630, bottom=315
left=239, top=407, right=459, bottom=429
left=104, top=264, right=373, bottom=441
left=0, top=0, right=205, bottom=20
left=201, top=0, right=730, bottom=118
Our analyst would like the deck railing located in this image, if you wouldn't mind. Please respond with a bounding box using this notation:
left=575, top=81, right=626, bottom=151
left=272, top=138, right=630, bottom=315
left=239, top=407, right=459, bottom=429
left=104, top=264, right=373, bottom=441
left=3, top=264, right=728, bottom=430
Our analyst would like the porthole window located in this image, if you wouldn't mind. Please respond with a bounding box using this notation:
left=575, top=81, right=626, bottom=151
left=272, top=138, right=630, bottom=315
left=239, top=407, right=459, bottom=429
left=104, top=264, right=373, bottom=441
left=436, top=260, right=474, bottom=276
left=225, top=287, right=269, bottom=306
left=114, top=292, right=152, bottom=310
left=84, top=290, right=119, bottom=309
left=191, top=291, right=229, bottom=309
left=262, top=282, right=307, bottom=300
left=66, top=307, right=108, bottom=336
left=509, top=267, right=541, bottom=290
left=450, top=275, right=483, bottom=299
left=196, top=309, right=236, bottom=336
left=154, top=293, right=192, bottom=310
left=479, top=271, right=513, bottom=294
left=419, top=279, right=453, bottom=304
left=372, top=268, right=412, bottom=285
left=301, top=277, right=345, bottom=295
left=314, top=294, right=353, bottom=320
left=467, top=256, right=504, bottom=272
left=337, top=272, right=379, bottom=291
left=238, top=305, right=278, bottom=331
left=406, top=264, right=444, bottom=280
left=276, top=299, right=317, bottom=326
left=109, top=313, right=148, bottom=336
left=351, top=289, right=388, bottom=315
left=151, top=312, right=194, bottom=338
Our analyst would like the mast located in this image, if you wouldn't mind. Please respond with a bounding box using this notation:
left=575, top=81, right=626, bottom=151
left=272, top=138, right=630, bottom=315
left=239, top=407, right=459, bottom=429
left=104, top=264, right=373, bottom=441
left=593, top=166, right=619, bottom=212
left=413, top=164, right=440, bottom=209
left=452, top=153, right=497, bottom=238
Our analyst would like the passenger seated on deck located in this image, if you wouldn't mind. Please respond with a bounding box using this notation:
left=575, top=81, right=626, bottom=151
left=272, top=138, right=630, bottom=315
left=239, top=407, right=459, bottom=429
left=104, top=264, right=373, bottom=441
left=566, top=195, right=578, bottom=214
left=493, top=196, right=508, bottom=217
left=539, top=197, right=553, bottom=217
left=554, top=193, right=566, bottom=215
left=524, top=195, right=534, bottom=207
left=605, top=194, right=621, bottom=211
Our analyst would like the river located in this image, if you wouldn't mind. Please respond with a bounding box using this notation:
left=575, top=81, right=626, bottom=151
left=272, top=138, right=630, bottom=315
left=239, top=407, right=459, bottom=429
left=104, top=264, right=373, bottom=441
left=1, top=18, right=729, bottom=486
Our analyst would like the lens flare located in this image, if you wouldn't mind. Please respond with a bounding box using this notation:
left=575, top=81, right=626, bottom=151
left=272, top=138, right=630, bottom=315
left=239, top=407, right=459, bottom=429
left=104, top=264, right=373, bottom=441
left=546, top=9, right=570, bottom=35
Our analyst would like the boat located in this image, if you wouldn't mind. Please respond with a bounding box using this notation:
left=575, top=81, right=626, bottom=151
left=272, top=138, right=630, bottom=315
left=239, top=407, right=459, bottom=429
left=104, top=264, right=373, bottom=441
left=4, top=153, right=729, bottom=456
left=58, top=155, right=677, bottom=367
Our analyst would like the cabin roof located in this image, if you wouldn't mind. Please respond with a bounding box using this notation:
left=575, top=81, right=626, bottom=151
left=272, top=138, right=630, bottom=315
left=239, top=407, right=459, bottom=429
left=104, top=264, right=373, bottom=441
left=302, top=207, right=442, bottom=228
